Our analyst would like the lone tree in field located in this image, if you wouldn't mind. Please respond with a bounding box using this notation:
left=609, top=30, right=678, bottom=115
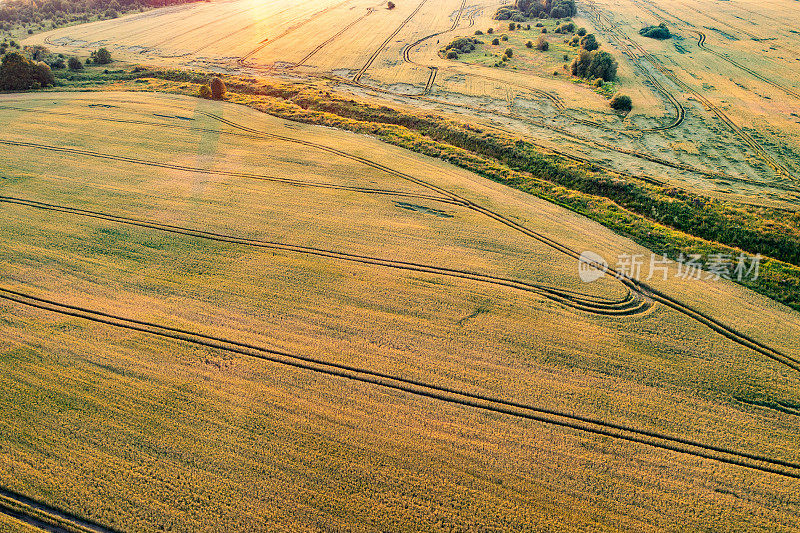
left=610, top=93, right=632, bottom=112
left=387, top=1, right=395, bottom=9
left=91, top=47, right=112, bottom=65
left=210, top=77, right=226, bottom=100
left=535, top=36, right=549, bottom=51
left=0, top=52, right=54, bottom=90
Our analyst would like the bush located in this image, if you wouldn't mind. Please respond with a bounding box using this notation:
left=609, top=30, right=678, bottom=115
left=67, top=56, right=83, bottom=70
left=526, top=40, right=533, bottom=48
left=474, top=30, right=483, bottom=35
left=555, top=22, right=576, bottom=34
left=504, top=48, right=513, bottom=58
left=199, top=84, right=211, bottom=98
left=577, top=27, right=587, bottom=36
left=487, top=27, right=494, bottom=34
left=610, top=93, right=632, bottom=111
left=536, top=36, right=549, bottom=51
left=509, top=22, right=516, bottom=30
left=387, top=1, right=395, bottom=8
left=492, top=38, right=500, bottom=45
left=639, top=23, right=671, bottom=39
left=571, top=49, right=617, bottom=81
left=580, top=33, right=599, bottom=51
left=210, top=77, right=226, bottom=99
left=0, top=52, right=54, bottom=90
left=446, top=50, right=458, bottom=59
left=501, top=34, right=508, bottom=41
left=50, top=57, right=66, bottom=69
left=541, top=28, right=547, bottom=33
left=91, top=47, right=112, bottom=64
left=593, top=77, right=603, bottom=87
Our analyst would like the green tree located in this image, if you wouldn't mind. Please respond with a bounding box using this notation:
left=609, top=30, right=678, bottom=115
left=0, top=52, right=54, bottom=90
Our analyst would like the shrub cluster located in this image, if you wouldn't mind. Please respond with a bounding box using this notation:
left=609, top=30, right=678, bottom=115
left=441, top=36, right=481, bottom=59
left=0, top=51, right=54, bottom=90
left=494, top=0, right=577, bottom=21
left=571, top=49, right=617, bottom=81
left=639, top=22, right=671, bottom=39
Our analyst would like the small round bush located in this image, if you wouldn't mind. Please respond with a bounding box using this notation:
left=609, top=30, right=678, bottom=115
left=501, top=34, right=508, bottom=41
left=474, top=30, right=483, bottom=35
left=446, top=50, right=458, bottom=59
left=505, top=48, right=513, bottom=58
left=541, top=28, right=547, bottom=33
left=199, top=85, right=212, bottom=98
left=610, top=93, right=632, bottom=112
left=526, top=40, right=533, bottom=48
left=577, top=27, right=587, bottom=36
left=492, top=38, right=500, bottom=45
left=594, top=77, right=604, bottom=87
left=487, top=28, right=494, bottom=34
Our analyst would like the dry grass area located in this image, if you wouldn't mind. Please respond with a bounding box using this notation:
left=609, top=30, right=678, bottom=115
left=0, top=91, right=799, bottom=531
left=22, top=0, right=800, bottom=209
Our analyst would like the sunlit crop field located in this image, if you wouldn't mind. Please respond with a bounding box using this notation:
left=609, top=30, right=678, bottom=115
left=0, top=91, right=799, bottom=531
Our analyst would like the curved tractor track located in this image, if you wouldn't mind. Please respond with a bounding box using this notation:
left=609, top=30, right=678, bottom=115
left=1, top=287, right=798, bottom=480
left=0, top=196, right=649, bottom=317
left=584, top=4, right=685, bottom=132
left=353, top=0, right=430, bottom=82
left=0, top=486, right=119, bottom=533
left=2, top=100, right=798, bottom=372
left=585, top=1, right=795, bottom=182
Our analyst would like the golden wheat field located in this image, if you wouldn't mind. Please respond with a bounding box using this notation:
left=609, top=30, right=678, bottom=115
left=23, top=0, right=800, bottom=209
left=0, top=90, right=799, bottom=531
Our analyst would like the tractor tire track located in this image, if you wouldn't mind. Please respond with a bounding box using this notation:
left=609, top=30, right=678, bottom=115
left=0, top=196, right=649, bottom=316
left=296, top=7, right=376, bottom=67
left=584, top=4, right=685, bottom=132
left=354, top=0, right=430, bottom=82
left=694, top=31, right=800, bottom=100
left=4, top=102, right=797, bottom=370
left=194, top=111, right=800, bottom=372
left=1, top=287, right=798, bottom=479
left=238, top=0, right=355, bottom=65
left=586, top=0, right=794, bottom=181
left=326, top=76, right=765, bottom=183
left=0, top=138, right=455, bottom=204
left=0, top=487, right=119, bottom=533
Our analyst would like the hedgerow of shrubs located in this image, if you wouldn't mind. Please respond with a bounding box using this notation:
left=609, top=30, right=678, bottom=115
left=441, top=37, right=481, bottom=59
